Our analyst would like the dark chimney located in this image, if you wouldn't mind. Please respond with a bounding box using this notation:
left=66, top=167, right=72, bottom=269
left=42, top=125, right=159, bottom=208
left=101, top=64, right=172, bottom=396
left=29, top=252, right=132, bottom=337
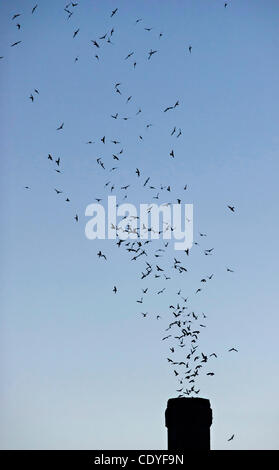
left=165, top=397, right=212, bottom=450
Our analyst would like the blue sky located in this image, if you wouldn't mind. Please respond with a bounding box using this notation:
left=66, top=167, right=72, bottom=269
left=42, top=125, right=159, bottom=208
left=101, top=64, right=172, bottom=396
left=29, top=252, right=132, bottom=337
left=1, top=0, right=279, bottom=450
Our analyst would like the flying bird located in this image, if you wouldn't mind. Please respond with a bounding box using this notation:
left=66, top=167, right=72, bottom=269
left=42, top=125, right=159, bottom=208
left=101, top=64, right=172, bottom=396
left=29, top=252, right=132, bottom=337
left=97, top=251, right=107, bottom=260
left=111, top=8, right=118, bottom=17
left=125, top=52, right=134, bottom=60
left=148, top=49, right=157, bottom=60
left=11, top=41, right=22, bottom=47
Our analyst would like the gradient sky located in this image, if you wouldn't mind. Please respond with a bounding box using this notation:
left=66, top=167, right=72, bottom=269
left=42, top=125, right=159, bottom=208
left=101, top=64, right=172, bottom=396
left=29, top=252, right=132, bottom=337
left=1, top=0, right=279, bottom=450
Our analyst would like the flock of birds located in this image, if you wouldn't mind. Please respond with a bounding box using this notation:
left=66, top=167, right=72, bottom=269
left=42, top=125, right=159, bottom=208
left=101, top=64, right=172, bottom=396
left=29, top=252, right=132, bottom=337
left=6, top=1, right=236, bottom=443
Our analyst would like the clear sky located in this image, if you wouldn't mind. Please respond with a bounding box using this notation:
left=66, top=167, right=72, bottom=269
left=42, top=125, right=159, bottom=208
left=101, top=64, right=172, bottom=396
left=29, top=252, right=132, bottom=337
left=1, top=0, right=279, bottom=450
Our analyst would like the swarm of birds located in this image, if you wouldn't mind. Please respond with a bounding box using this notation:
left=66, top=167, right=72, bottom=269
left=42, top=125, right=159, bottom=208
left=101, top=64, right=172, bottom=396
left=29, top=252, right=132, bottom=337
left=5, top=1, right=238, bottom=444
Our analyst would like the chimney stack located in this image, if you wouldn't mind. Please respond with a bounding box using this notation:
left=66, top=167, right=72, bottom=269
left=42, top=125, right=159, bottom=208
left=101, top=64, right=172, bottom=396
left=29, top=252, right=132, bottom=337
left=165, top=397, right=212, bottom=450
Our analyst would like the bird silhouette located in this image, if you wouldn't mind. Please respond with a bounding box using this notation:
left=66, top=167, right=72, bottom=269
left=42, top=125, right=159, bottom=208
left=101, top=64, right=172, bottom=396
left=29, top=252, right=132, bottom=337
left=97, top=251, right=107, bottom=260
left=148, top=49, right=157, bottom=60
left=111, top=8, right=118, bottom=17
left=11, top=41, right=21, bottom=47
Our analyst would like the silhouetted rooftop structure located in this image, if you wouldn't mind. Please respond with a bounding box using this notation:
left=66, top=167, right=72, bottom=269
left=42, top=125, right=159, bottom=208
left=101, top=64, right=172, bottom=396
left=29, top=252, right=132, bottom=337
left=165, top=397, right=212, bottom=450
